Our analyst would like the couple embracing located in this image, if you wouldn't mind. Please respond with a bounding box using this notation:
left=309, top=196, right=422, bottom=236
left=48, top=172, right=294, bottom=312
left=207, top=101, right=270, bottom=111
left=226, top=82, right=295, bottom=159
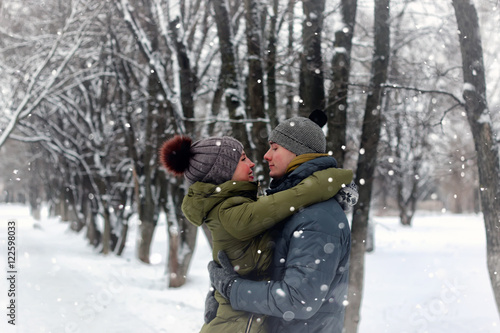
left=160, top=110, right=357, bottom=333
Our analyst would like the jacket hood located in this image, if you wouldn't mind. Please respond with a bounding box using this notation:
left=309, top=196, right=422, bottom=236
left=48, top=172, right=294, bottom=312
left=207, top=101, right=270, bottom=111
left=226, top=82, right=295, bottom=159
left=182, top=181, right=258, bottom=227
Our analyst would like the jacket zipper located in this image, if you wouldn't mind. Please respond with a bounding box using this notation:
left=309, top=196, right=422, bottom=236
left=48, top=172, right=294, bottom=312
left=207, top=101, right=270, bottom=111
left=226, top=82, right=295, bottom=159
left=245, top=314, right=254, bottom=333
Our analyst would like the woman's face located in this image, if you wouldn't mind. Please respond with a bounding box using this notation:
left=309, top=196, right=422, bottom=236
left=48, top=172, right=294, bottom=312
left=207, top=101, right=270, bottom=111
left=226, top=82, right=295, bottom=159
left=231, top=151, right=255, bottom=181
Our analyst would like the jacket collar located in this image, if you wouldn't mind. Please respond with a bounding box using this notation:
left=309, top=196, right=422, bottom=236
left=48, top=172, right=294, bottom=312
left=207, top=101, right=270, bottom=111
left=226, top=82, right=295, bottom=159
left=183, top=181, right=258, bottom=226
left=286, top=153, right=329, bottom=173
left=267, top=155, right=337, bottom=195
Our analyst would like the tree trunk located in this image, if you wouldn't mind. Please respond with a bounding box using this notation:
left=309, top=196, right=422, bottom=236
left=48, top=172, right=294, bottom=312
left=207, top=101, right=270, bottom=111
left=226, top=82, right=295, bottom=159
left=244, top=0, right=268, bottom=176
left=101, top=205, right=111, bottom=255
left=208, top=70, right=225, bottom=136
left=135, top=178, right=158, bottom=263
left=166, top=179, right=198, bottom=288
left=327, top=0, right=357, bottom=167
left=345, top=0, right=390, bottom=332
left=267, top=0, right=279, bottom=129
left=115, top=222, right=128, bottom=256
left=299, top=0, right=326, bottom=115
left=285, top=0, right=296, bottom=119
left=394, top=111, right=415, bottom=227
left=137, top=219, right=155, bottom=264
left=116, top=174, right=139, bottom=257
left=85, top=200, right=100, bottom=248
left=118, top=0, right=182, bottom=266
left=168, top=16, right=196, bottom=134
left=452, top=0, right=500, bottom=315
left=29, top=180, right=42, bottom=221
left=57, top=189, right=69, bottom=222
left=211, top=0, right=251, bottom=148
left=135, top=35, right=165, bottom=263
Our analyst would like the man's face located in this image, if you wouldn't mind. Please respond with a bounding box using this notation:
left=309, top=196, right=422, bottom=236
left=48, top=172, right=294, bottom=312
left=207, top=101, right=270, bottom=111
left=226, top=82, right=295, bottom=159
left=263, top=142, right=297, bottom=179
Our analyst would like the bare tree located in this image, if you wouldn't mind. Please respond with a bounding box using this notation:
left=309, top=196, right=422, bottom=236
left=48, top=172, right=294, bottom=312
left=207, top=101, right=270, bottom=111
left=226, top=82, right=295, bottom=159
left=299, top=0, right=326, bottom=115
left=0, top=2, right=98, bottom=149
left=284, top=0, right=297, bottom=119
left=115, top=0, right=212, bottom=287
left=211, top=0, right=251, bottom=148
left=266, top=0, right=279, bottom=129
left=244, top=0, right=268, bottom=175
left=345, top=0, right=390, bottom=331
left=452, top=0, right=500, bottom=315
left=113, top=0, right=168, bottom=263
left=1, top=1, right=135, bottom=255
left=378, top=99, right=435, bottom=226
left=326, top=0, right=357, bottom=167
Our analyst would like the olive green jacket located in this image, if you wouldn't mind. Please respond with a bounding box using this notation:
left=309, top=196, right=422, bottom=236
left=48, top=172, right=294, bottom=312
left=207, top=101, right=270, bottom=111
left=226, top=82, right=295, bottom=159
left=181, top=167, right=353, bottom=333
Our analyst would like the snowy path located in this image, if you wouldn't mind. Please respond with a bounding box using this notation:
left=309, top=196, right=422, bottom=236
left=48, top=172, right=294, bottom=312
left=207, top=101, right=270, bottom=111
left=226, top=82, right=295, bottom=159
left=359, top=214, right=500, bottom=333
left=1, top=205, right=209, bottom=333
left=1, top=204, right=499, bottom=333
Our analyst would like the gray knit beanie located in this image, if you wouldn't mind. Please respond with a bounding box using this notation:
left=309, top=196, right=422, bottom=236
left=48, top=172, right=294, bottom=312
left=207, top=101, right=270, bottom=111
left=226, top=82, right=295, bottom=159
left=269, top=113, right=326, bottom=155
left=160, top=135, right=243, bottom=185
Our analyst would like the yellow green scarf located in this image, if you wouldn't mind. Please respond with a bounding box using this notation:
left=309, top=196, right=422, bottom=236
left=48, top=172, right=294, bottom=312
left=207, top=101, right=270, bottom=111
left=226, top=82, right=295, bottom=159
left=286, top=153, right=330, bottom=173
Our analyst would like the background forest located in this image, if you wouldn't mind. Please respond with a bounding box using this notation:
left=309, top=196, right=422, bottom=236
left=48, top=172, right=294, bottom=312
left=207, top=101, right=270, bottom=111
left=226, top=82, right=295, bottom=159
left=1, top=0, right=499, bottom=331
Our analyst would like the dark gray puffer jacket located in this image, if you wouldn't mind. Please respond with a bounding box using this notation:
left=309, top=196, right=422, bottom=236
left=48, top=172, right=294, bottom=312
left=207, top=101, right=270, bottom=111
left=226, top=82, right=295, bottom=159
left=229, top=156, right=351, bottom=333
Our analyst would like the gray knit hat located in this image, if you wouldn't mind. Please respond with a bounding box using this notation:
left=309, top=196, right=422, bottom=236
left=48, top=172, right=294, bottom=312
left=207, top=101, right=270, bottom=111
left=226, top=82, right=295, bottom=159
left=269, top=111, right=327, bottom=155
left=160, top=135, right=243, bottom=185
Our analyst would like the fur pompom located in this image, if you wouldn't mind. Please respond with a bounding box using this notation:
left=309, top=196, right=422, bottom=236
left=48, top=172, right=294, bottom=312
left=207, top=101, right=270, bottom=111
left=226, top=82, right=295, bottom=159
left=309, top=109, right=327, bottom=128
left=159, top=135, right=193, bottom=175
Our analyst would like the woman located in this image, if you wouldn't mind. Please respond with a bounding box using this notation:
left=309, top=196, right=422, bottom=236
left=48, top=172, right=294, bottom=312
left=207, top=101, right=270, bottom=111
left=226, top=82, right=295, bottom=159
left=160, top=135, right=353, bottom=333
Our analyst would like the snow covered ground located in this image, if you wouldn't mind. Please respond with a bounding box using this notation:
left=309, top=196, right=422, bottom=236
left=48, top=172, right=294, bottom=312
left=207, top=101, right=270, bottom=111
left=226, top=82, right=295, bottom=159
left=1, top=203, right=499, bottom=333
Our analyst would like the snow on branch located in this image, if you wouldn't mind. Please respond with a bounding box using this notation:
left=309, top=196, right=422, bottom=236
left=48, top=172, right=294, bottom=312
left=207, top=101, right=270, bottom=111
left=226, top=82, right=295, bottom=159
left=462, top=82, right=476, bottom=93
left=116, top=0, right=185, bottom=134
left=182, top=116, right=269, bottom=124
left=477, top=109, right=492, bottom=125
left=0, top=8, right=93, bottom=148
left=379, top=83, right=465, bottom=106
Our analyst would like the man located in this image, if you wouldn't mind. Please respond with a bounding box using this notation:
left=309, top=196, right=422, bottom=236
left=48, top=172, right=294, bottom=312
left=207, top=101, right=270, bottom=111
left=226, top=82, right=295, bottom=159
left=209, top=110, right=353, bottom=332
